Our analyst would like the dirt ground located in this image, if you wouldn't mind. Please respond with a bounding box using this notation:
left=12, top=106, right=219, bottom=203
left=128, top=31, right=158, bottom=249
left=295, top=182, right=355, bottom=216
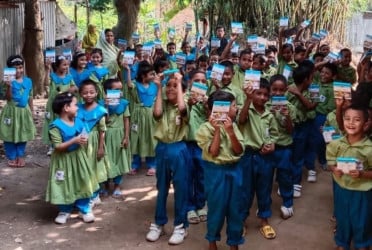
left=0, top=100, right=336, bottom=250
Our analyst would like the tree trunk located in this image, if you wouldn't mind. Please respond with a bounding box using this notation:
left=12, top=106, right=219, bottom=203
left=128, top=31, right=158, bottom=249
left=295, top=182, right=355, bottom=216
left=113, top=0, right=141, bottom=43
left=22, top=0, right=45, bottom=96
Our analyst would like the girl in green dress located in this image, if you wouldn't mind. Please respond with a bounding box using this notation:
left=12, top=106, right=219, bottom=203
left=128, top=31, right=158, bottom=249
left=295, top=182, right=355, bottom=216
left=0, top=55, right=35, bottom=167
left=42, top=56, right=77, bottom=155
left=101, top=78, right=131, bottom=198
left=46, top=92, right=98, bottom=224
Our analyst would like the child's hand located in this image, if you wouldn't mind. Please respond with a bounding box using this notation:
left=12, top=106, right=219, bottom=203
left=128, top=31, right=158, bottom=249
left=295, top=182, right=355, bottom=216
left=173, top=72, right=183, bottom=81
left=230, top=33, right=238, bottom=41
left=209, top=116, right=221, bottom=130
left=97, top=148, right=105, bottom=160
left=280, top=106, right=289, bottom=116
left=75, top=135, right=88, bottom=146
left=188, top=94, right=198, bottom=106
left=348, top=169, right=362, bottom=179
left=243, top=85, right=254, bottom=99
left=121, top=137, right=129, bottom=149
left=223, top=116, right=234, bottom=133
left=260, top=143, right=274, bottom=155
left=153, top=74, right=162, bottom=87
left=330, top=166, right=343, bottom=178
left=45, top=60, right=52, bottom=70
left=211, top=78, right=220, bottom=89
left=122, top=61, right=130, bottom=70
left=3, top=80, right=11, bottom=87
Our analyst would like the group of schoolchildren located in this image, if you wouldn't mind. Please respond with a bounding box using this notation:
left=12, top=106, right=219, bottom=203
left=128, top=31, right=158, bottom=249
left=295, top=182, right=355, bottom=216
left=1, top=23, right=372, bottom=250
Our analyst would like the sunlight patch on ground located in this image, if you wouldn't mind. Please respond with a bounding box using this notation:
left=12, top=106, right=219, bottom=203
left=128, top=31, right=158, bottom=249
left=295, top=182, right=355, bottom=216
left=70, top=221, right=83, bottom=229
left=139, top=190, right=158, bottom=201
left=85, top=226, right=103, bottom=232
left=15, top=202, right=28, bottom=206
left=46, top=232, right=59, bottom=238
left=24, top=195, right=42, bottom=201
left=1, top=167, right=15, bottom=176
left=122, top=186, right=153, bottom=195
left=55, top=238, right=68, bottom=243
left=124, top=196, right=137, bottom=202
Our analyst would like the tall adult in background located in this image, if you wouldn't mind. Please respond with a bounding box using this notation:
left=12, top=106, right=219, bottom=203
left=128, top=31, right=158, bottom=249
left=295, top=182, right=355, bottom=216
left=96, top=29, right=120, bottom=78
left=82, top=24, right=98, bottom=61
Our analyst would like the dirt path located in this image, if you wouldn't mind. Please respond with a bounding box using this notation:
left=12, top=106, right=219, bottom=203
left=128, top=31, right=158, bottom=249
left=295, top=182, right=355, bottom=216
left=0, top=100, right=336, bottom=250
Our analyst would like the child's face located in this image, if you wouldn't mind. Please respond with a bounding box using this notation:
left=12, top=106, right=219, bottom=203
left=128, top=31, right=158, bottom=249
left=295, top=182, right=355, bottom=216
left=314, top=56, right=324, bottom=64
left=198, top=61, right=208, bottom=72
left=90, top=53, right=102, bottom=66
left=209, top=55, right=219, bottom=66
left=57, top=60, right=69, bottom=74
left=340, top=51, right=352, bottom=66
left=252, top=58, right=264, bottom=71
left=77, top=56, right=88, bottom=69
left=343, top=109, right=367, bottom=137
left=221, top=67, right=234, bottom=85
left=231, top=56, right=239, bottom=65
left=228, top=100, right=238, bottom=120
left=167, top=45, right=176, bottom=55
left=190, top=72, right=207, bottom=84
left=252, top=87, right=270, bottom=109
left=80, top=84, right=97, bottom=104
left=143, top=71, right=155, bottom=83
left=282, top=47, right=293, bottom=62
left=66, top=97, right=78, bottom=117
left=320, top=67, right=335, bottom=83
left=294, top=51, right=306, bottom=63
left=239, top=54, right=253, bottom=70
left=186, top=63, right=196, bottom=73
left=320, top=45, right=330, bottom=55
left=14, top=65, right=24, bottom=79
left=266, top=51, right=276, bottom=65
left=270, top=80, right=287, bottom=96
left=182, top=44, right=191, bottom=54
left=165, top=78, right=178, bottom=103
left=216, top=28, right=225, bottom=38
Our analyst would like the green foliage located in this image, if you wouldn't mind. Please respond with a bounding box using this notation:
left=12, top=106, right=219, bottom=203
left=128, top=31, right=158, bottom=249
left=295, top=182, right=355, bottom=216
left=89, top=0, right=112, bottom=12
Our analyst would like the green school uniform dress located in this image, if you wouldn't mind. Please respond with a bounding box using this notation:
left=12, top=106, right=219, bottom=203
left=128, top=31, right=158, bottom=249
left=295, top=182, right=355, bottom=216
left=77, top=103, right=109, bottom=183
left=42, top=73, right=75, bottom=144
left=127, top=82, right=158, bottom=157
left=105, top=99, right=131, bottom=178
left=186, top=96, right=207, bottom=141
left=231, top=65, right=245, bottom=90
left=46, top=118, right=98, bottom=205
left=0, top=77, right=35, bottom=143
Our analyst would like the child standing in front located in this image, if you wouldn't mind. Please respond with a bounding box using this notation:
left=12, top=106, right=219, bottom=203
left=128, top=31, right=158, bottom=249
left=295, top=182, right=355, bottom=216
left=0, top=55, right=36, bottom=167
left=42, top=56, right=76, bottom=155
left=238, top=78, right=279, bottom=239
left=268, top=74, right=297, bottom=219
left=46, top=92, right=98, bottom=224
left=196, top=90, right=245, bottom=250
left=89, top=48, right=110, bottom=100
left=126, top=61, right=158, bottom=176
left=101, top=78, right=131, bottom=198
left=326, top=105, right=372, bottom=250
left=146, top=73, right=190, bottom=245
left=77, top=80, right=108, bottom=205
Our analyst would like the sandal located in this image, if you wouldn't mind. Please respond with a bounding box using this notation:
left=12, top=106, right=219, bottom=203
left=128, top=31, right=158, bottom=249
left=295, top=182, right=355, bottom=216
left=127, top=169, right=137, bottom=176
left=112, top=189, right=124, bottom=200
left=197, top=208, right=208, bottom=222
left=146, top=168, right=156, bottom=176
left=260, top=225, right=276, bottom=239
left=187, top=210, right=200, bottom=224
left=7, top=160, right=18, bottom=168
left=99, top=189, right=109, bottom=198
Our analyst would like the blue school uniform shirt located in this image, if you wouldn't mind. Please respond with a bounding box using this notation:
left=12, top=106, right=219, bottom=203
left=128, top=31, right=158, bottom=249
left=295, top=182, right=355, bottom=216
left=77, top=103, right=107, bottom=131
left=98, top=99, right=129, bottom=116
left=89, top=66, right=109, bottom=82
left=136, top=82, right=158, bottom=107
left=49, top=117, right=85, bottom=152
left=69, top=67, right=92, bottom=87
left=122, top=62, right=139, bottom=82
left=50, top=72, right=74, bottom=87
left=11, top=77, right=33, bottom=108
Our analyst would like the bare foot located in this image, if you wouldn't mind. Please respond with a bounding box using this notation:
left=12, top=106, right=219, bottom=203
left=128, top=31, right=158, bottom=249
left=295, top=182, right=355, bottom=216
left=209, top=241, right=217, bottom=250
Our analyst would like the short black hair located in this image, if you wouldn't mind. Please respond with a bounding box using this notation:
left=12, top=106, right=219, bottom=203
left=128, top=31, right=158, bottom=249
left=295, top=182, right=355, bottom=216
left=293, top=60, right=315, bottom=85
left=153, top=58, right=169, bottom=73
left=269, top=74, right=288, bottom=86
left=79, top=79, right=98, bottom=93
left=322, top=62, right=338, bottom=76
left=343, top=104, right=369, bottom=122
left=259, top=78, right=270, bottom=92
left=312, top=52, right=326, bottom=60
left=240, top=49, right=253, bottom=59
left=189, top=69, right=206, bottom=80
left=136, top=61, right=154, bottom=82
left=219, top=60, right=234, bottom=72
left=52, top=91, right=75, bottom=115
left=103, top=78, right=121, bottom=93
left=6, top=55, right=24, bottom=67
left=207, top=90, right=235, bottom=110
left=215, top=25, right=225, bottom=32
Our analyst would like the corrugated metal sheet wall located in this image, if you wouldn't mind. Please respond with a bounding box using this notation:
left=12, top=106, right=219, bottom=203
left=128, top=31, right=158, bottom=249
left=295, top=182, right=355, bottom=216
left=0, top=1, right=55, bottom=78
left=345, top=12, right=372, bottom=53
